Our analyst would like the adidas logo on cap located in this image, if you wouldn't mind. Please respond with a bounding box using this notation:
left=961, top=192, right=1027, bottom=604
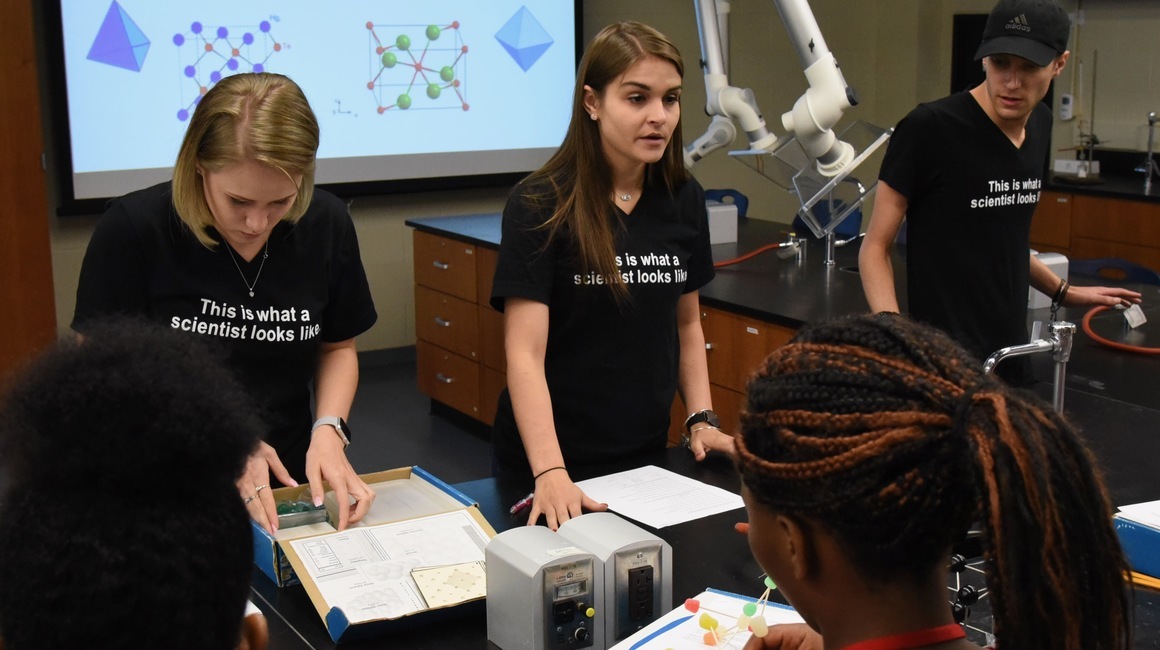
left=1006, top=14, right=1032, bottom=32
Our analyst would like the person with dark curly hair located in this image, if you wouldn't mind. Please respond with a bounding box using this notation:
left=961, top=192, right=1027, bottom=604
left=736, top=313, right=1131, bottom=650
left=0, top=320, right=268, bottom=650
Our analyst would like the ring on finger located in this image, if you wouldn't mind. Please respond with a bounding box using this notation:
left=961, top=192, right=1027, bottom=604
left=255, top=484, right=270, bottom=494
left=244, top=494, right=258, bottom=505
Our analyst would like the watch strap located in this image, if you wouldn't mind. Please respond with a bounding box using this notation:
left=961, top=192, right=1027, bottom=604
left=312, top=416, right=350, bottom=447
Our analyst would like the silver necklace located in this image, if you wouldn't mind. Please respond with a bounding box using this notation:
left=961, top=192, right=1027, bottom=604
left=617, top=193, right=633, bottom=201
left=225, top=240, right=269, bottom=298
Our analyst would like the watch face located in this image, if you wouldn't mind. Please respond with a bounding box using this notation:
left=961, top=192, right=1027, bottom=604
left=705, top=411, right=720, bottom=428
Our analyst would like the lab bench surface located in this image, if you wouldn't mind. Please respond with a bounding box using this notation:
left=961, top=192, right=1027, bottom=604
left=252, top=446, right=1160, bottom=649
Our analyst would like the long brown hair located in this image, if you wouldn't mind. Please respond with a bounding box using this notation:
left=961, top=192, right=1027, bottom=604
left=524, top=21, right=689, bottom=299
left=737, top=313, right=1131, bottom=649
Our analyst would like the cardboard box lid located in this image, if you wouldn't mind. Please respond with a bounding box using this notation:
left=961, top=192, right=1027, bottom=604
left=268, top=467, right=496, bottom=643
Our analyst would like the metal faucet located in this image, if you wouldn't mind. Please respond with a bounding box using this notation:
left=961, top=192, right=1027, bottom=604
left=983, top=320, right=1076, bottom=413
left=1137, top=111, right=1158, bottom=194
left=823, top=231, right=865, bottom=266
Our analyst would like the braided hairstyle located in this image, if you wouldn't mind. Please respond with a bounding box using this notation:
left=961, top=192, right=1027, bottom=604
left=736, top=313, right=1130, bottom=649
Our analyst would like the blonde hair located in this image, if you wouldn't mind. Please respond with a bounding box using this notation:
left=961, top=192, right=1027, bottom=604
left=526, top=21, right=689, bottom=301
left=171, top=73, right=319, bottom=248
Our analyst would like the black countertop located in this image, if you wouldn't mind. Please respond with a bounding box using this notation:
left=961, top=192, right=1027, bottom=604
left=1048, top=173, right=1160, bottom=203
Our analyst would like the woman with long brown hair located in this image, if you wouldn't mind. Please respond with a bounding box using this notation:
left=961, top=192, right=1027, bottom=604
left=490, top=22, right=732, bottom=529
left=737, top=313, right=1131, bottom=649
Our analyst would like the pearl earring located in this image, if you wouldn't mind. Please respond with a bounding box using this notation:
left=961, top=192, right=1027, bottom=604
left=590, top=113, right=597, bottom=121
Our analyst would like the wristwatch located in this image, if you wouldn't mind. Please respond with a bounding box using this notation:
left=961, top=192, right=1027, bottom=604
left=681, top=409, right=720, bottom=447
left=312, top=416, right=351, bottom=447
left=684, top=409, right=720, bottom=433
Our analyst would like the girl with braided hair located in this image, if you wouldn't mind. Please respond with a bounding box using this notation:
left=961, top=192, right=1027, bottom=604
left=736, top=313, right=1131, bottom=650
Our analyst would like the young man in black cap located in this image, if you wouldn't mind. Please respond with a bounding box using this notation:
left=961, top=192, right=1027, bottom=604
left=859, top=0, right=1139, bottom=385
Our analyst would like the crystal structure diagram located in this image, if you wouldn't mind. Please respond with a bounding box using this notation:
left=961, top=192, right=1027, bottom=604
left=366, top=21, right=469, bottom=114
left=495, top=6, right=553, bottom=72
left=86, top=1, right=151, bottom=72
left=173, top=19, right=284, bottom=121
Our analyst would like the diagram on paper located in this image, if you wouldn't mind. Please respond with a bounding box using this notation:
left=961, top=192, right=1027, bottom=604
left=173, top=16, right=286, bottom=121
left=365, top=21, right=468, bottom=114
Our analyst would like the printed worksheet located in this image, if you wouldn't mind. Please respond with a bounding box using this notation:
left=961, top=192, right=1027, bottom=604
left=287, top=510, right=490, bottom=623
left=575, top=465, right=744, bottom=528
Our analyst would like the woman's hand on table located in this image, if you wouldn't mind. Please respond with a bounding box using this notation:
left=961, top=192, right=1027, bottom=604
left=690, top=426, right=736, bottom=461
left=526, top=468, right=607, bottom=530
left=743, top=624, right=823, bottom=650
left=238, top=441, right=296, bottom=535
left=306, top=426, right=375, bottom=531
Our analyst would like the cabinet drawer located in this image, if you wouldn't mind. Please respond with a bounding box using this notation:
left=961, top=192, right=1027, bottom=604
left=701, top=307, right=791, bottom=393
left=416, top=340, right=480, bottom=418
left=1030, top=190, right=1072, bottom=252
left=415, top=285, right=479, bottom=360
left=477, top=246, right=499, bottom=309
left=1071, top=194, right=1160, bottom=245
left=480, top=367, right=506, bottom=427
left=413, top=231, right=478, bottom=301
left=479, top=304, right=506, bottom=372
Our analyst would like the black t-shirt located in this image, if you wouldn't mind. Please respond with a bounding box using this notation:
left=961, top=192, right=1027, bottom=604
left=880, top=91, right=1051, bottom=384
left=73, top=182, right=378, bottom=480
left=489, top=177, right=715, bottom=478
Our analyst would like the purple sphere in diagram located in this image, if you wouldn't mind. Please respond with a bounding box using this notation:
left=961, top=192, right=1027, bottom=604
left=253, top=63, right=265, bottom=73
left=217, top=26, right=228, bottom=39
left=243, top=33, right=254, bottom=45
left=227, top=58, right=239, bottom=71
left=260, top=21, right=271, bottom=33
left=191, top=22, right=203, bottom=34
left=178, top=108, right=189, bottom=121
left=184, top=65, right=196, bottom=78
left=210, top=70, right=222, bottom=83
left=173, top=34, right=185, bottom=46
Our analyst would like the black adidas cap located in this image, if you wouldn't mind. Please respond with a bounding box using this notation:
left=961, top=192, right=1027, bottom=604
left=975, top=0, right=1071, bottom=67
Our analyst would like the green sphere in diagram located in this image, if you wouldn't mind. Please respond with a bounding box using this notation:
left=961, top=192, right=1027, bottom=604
left=440, top=66, right=454, bottom=82
left=396, top=34, right=411, bottom=50
left=397, top=94, right=412, bottom=110
left=426, top=25, right=441, bottom=41
left=381, top=51, right=397, bottom=68
left=427, top=84, right=441, bottom=99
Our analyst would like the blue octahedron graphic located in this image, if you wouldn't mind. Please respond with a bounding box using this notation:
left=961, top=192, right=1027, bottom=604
left=87, top=1, right=151, bottom=72
left=494, top=6, right=553, bottom=72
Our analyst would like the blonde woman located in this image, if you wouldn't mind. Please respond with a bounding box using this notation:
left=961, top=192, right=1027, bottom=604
left=74, top=73, right=377, bottom=533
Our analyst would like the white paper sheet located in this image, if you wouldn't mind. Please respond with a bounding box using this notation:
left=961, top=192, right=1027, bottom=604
left=611, top=589, right=804, bottom=650
left=1118, top=500, right=1160, bottom=530
left=286, top=510, right=490, bottom=624
left=574, top=465, right=744, bottom=528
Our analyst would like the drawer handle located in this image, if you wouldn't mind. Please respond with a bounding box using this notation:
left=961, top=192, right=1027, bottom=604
left=434, top=317, right=453, bottom=328
left=705, top=342, right=716, bottom=351
left=433, top=260, right=450, bottom=270
left=436, top=373, right=455, bottom=384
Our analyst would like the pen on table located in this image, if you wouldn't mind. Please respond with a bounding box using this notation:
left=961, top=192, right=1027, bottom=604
left=509, top=492, right=534, bottom=515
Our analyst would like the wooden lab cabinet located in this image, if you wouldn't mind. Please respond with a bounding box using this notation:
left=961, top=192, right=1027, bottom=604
left=412, top=228, right=799, bottom=442
left=412, top=231, right=506, bottom=425
left=1032, top=190, right=1160, bottom=270
left=666, top=306, right=795, bottom=446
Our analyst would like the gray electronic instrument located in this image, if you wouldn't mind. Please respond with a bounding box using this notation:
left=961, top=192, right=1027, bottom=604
left=557, top=512, right=672, bottom=645
left=486, top=526, right=605, bottom=650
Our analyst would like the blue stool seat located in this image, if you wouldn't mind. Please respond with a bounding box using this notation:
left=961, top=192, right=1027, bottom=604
left=1069, top=257, right=1160, bottom=285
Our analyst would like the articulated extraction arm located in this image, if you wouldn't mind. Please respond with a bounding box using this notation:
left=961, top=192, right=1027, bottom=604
left=685, top=0, right=859, bottom=177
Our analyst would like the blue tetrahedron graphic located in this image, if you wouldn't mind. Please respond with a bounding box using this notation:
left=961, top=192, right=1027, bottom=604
left=495, top=6, right=553, bottom=72
left=87, top=1, right=151, bottom=72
